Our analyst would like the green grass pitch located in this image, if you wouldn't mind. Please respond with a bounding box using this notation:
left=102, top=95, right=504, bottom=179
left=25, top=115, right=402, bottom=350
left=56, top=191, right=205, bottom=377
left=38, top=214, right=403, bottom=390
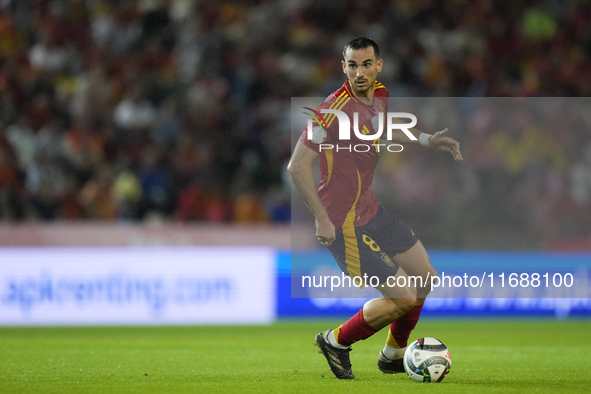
left=1, top=318, right=590, bottom=393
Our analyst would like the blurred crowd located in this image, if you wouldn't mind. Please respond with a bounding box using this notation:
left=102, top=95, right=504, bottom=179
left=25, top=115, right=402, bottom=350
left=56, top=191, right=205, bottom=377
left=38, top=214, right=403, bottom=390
left=371, top=97, right=591, bottom=248
left=0, top=0, right=590, bottom=244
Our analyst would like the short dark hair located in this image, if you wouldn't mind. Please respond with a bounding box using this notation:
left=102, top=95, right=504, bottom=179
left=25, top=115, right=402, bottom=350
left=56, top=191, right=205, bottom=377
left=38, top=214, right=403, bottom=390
left=343, top=36, right=380, bottom=60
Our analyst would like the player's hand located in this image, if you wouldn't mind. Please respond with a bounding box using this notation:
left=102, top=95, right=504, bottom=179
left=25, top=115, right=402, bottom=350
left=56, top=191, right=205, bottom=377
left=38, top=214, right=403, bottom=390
left=316, top=218, right=336, bottom=247
left=429, top=129, right=463, bottom=161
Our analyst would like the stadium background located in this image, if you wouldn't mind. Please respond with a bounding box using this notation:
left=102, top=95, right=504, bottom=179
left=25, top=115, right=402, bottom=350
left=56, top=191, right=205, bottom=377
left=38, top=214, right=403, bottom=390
left=2, top=2, right=591, bottom=393
left=1, top=0, right=591, bottom=323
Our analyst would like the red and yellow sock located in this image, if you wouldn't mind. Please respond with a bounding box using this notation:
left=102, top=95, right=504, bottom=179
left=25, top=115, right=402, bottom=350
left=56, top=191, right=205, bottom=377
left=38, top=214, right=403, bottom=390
left=386, top=304, right=423, bottom=350
left=333, top=308, right=379, bottom=347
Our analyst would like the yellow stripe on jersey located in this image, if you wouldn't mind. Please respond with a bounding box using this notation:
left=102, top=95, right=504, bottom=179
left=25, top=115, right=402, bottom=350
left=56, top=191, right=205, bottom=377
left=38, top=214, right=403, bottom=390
left=325, top=147, right=334, bottom=186
left=342, top=170, right=363, bottom=282
left=327, top=97, right=351, bottom=129
left=320, top=91, right=348, bottom=188
left=322, top=97, right=345, bottom=128
left=322, top=91, right=348, bottom=128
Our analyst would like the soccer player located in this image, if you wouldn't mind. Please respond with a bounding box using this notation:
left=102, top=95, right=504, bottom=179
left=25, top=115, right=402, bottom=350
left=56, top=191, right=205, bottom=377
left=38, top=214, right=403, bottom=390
left=287, top=36, right=463, bottom=379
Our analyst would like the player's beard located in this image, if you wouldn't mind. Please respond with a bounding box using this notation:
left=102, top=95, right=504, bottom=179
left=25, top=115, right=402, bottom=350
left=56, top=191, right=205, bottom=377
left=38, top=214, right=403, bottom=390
left=351, top=78, right=374, bottom=95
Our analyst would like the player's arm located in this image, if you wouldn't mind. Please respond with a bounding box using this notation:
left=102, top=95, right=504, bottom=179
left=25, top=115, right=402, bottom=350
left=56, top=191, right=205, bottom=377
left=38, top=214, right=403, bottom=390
left=388, top=119, right=463, bottom=161
left=287, top=140, right=336, bottom=246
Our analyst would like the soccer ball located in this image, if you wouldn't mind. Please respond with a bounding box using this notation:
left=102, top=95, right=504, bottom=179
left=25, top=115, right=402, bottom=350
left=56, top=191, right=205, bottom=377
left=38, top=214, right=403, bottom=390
left=403, top=337, right=452, bottom=383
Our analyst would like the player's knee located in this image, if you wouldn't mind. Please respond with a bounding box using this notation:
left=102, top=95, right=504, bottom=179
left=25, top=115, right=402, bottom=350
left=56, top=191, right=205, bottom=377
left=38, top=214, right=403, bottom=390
left=417, top=284, right=431, bottom=299
left=417, top=268, right=438, bottom=295
left=430, top=268, right=438, bottom=280
left=419, top=268, right=437, bottom=287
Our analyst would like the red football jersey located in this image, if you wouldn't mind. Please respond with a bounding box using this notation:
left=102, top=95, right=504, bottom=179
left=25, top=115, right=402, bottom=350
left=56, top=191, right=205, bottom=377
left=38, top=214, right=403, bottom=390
left=299, top=80, right=389, bottom=230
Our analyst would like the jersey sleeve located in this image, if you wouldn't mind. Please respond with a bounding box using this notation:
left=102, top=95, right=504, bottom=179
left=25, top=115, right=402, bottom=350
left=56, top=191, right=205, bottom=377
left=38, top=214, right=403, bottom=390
left=299, top=98, right=339, bottom=151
